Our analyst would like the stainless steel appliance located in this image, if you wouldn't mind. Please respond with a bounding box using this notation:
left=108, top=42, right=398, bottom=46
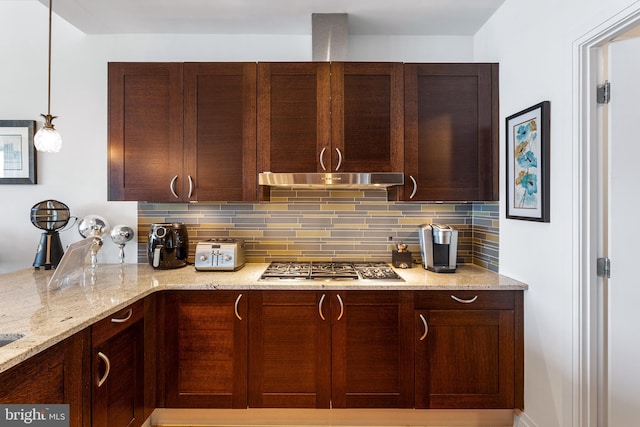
left=260, top=261, right=403, bottom=281
left=195, top=238, right=246, bottom=271
left=147, top=223, right=189, bottom=269
left=418, top=224, right=459, bottom=273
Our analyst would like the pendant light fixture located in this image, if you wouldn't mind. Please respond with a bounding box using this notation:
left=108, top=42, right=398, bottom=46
left=34, top=0, right=62, bottom=153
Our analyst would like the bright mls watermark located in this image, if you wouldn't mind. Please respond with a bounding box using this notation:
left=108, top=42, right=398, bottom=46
left=0, top=405, right=69, bottom=426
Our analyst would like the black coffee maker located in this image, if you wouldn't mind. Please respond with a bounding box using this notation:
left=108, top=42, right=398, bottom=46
left=147, top=223, right=189, bottom=269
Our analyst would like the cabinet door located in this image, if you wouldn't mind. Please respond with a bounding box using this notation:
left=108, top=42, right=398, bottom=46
left=404, top=63, right=498, bottom=201
left=0, top=331, right=89, bottom=427
left=331, top=291, right=414, bottom=408
left=248, top=291, right=331, bottom=408
left=92, top=320, right=144, bottom=427
left=414, top=290, right=523, bottom=410
left=184, top=63, right=258, bottom=201
left=257, top=62, right=331, bottom=173
left=331, top=62, right=404, bottom=173
left=108, top=62, right=184, bottom=201
left=164, top=291, right=247, bottom=408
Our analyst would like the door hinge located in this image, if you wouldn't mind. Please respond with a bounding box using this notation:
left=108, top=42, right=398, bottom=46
left=597, top=257, right=611, bottom=278
left=597, top=81, right=611, bottom=104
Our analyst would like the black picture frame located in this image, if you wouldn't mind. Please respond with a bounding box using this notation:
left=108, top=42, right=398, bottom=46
left=505, top=101, right=550, bottom=222
left=0, top=120, right=37, bottom=185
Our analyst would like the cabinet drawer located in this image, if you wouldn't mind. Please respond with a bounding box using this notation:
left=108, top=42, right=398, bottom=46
left=92, top=299, right=144, bottom=347
left=414, top=290, right=515, bottom=310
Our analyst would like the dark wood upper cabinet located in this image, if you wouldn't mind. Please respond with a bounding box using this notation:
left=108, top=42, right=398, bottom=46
left=331, top=62, right=404, bottom=173
left=404, top=63, right=499, bottom=201
left=184, top=62, right=257, bottom=201
left=108, top=62, right=184, bottom=202
left=257, top=62, right=331, bottom=173
left=108, top=62, right=257, bottom=202
left=257, top=62, right=403, bottom=175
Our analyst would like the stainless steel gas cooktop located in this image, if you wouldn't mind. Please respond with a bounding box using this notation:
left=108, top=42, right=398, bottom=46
left=260, top=261, right=404, bottom=281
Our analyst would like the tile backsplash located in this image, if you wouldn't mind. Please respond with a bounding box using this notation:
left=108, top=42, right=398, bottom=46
left=138, top=189, right=499, bottom=272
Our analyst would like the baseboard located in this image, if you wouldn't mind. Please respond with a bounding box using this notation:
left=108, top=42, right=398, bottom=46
left=151, top=408, right=515, bottom=427
left=513, top=411, right=537, bottom=427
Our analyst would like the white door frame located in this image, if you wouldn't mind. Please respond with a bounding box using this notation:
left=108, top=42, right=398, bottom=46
left=572, top=4, right=640, bottom=427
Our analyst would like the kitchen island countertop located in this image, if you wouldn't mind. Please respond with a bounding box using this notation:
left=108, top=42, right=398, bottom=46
left=0, top=262, right=527, bottom=374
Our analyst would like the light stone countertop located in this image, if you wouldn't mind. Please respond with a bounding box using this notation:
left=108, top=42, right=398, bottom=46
left=0, top=262, right=527, bottom=374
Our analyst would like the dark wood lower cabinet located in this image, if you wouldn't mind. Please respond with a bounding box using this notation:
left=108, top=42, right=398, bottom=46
left=331, top=291, right=414, bottom=408
left=0, top=288, right=523, bottom=424
left=248, top=291, right=331, bottom=408
left=0, top=330, right=89, bottom=427
left=91, top=301, right=145, bottom=427
left=414, top=290, right=523, bottom=409
left=163, top=291, right=248, bottom=408
left=248, top=290, right=414, bottom=409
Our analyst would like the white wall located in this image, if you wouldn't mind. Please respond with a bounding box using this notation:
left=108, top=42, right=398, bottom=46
left=473, top=0, right=638, bottom=426
left=0, top=0, right=474, bottom=274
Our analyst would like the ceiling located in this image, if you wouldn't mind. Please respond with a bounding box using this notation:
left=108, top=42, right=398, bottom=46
left=29, top=0, right=506, bottom=36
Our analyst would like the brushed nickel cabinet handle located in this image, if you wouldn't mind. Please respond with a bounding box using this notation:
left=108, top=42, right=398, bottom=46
left=170, top=175, right=179, bottom=199
left=335, top=148, right=343, bottom=171
left=234, top=294, right=243, bottom=320
left=320, top=147, right=328, bottom=171
left=111, top=308, right=132, bottom=323
left=450, top=295, right=478, bottom=304
left=318, top=294, right=326, bottom=320
left=336, top=294, right=344, bottom=321
left=409, top=175, right=417, bottom=199
left=97, top=351, right=111, bottom=387
left=187, top=175, right=194, bottom=198
left=419, top=314, right=429, bottom=341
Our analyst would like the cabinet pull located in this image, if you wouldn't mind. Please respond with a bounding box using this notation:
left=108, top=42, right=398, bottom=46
left=409, top=175, right=417, bottom=199
left=187, top=175, right=194, bottom=198
left=319, top=147, right=328, bottom=171
left=336, top=294, right=344, bottom=321
left=335, top=148, right=343, bottom=171
left=234, top=294, right=243, bottom=320
left=450, top=295, right=478, bottom=304
left=318, top=294, right=326, bottom=320
left=419, top=314, right=429, bottom=341
left=169, top=175, right=179, bottom=199
left=111, top=308, right=133, bottom=323
left=97, top=351, right=111, bottom=387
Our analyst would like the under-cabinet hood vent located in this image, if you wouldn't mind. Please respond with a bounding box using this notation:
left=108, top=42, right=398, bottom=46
left=258, top=172, right=404, bottom=189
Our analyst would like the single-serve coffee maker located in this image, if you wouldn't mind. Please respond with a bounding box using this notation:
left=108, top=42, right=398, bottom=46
left=418, top=224, right=458, bottom=273
left=147, top=223, right=189, bottom=269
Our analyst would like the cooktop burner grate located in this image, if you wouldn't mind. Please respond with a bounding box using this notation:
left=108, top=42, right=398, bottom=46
left=260, top=261, right=403, bottom=281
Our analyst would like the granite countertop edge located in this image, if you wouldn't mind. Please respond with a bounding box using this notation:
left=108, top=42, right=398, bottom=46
left=0, top=262, right=528, bottom=374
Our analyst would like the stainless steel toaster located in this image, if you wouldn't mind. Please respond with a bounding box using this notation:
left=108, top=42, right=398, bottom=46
left=194, top=238, right=246, bottom=271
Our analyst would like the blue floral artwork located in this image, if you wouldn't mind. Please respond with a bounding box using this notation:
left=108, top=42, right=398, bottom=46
left=513, top=118, right=539, bottom=209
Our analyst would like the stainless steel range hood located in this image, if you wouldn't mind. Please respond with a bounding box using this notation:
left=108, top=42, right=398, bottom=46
left=258, top=16, right=404, bottom=191
left=258, top=172, right=404, bottom=189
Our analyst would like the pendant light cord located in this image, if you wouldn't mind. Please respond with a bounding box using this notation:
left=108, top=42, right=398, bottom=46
left=46, top=0, right=53, bottom=116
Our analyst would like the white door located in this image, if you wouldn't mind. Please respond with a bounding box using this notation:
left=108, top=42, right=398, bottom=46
left=606, top=35, right=640, bottom=427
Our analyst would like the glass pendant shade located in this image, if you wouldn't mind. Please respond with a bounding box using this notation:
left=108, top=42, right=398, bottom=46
left=34, top=118, right=62, bottom=153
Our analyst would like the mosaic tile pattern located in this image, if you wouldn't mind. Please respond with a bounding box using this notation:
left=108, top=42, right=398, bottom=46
left=138, top=190, right=499, bottom=272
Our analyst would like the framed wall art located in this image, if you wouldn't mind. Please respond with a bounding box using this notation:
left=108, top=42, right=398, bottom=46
left=0, top=120, right=36, bottom=185
left=505, top=101, right=550, bottom=222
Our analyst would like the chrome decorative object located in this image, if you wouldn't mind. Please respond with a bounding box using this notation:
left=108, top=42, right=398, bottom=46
left=78, top=215, right=110, bottom=268
left=110, top=225, right=134, bottom=263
